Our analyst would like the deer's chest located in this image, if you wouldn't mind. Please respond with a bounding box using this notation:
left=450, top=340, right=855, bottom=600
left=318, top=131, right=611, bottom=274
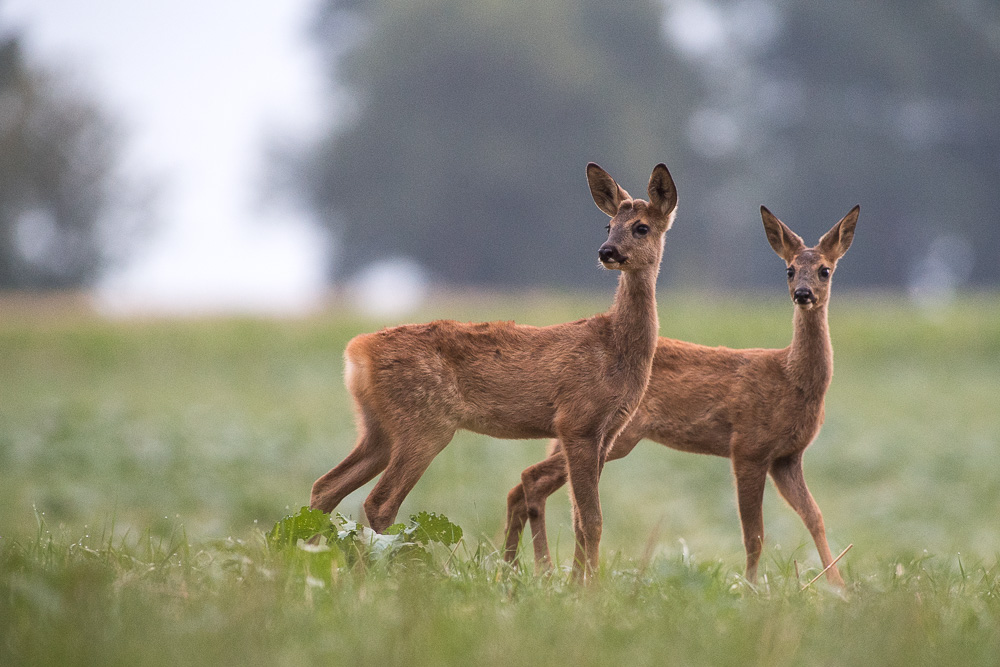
left=773, top=396, right=825, bottom=455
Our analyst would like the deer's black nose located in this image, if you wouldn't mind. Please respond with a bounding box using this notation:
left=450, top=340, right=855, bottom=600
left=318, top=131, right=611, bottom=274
left=599, top=245, right=625, bottom=264
left=793, top=287, right=815, bottom=304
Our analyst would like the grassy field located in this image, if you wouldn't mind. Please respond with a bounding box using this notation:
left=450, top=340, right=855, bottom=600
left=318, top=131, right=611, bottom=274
left=1, top=290, right=998, bottom=665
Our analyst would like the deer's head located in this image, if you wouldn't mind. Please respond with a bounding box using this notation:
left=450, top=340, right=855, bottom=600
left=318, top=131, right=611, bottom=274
left=761, top=205, right=860, bottom=310
left=587, top=163, right=678, bottom=273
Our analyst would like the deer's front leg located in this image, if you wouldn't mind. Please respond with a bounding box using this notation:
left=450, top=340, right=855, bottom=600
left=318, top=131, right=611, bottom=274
left=732, top=454, right=769, bottom=585
left=769, top=454, right=845, bottom=587
left=560, top=433, right=603, bottom=582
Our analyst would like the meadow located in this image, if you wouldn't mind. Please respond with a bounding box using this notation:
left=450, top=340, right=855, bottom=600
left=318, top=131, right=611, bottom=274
left=1, top=290, right=998, bottom=665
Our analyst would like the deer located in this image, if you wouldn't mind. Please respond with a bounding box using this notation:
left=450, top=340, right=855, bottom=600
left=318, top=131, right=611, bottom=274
left=310, top=163, right=679, bottom=579
left=503, top=205, right=860, bottom=588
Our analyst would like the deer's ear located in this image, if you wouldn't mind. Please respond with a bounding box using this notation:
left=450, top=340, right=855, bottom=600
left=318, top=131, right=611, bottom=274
left=817, top=205, right=860, bottom=261
left=760, top=206, right=805, bottom=263
left=647, top=163, right=678, bottom=222
left=587, top=163, right=630, bottom=217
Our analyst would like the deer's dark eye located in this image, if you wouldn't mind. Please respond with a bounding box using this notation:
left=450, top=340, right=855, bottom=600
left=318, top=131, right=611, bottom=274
left=786, top=267, right=795, bottom=278
left=604, top=224, right=611, bottom=233
left=819, top=267, right=831, bottom=279
left=633, top=223, right=650, bottom=237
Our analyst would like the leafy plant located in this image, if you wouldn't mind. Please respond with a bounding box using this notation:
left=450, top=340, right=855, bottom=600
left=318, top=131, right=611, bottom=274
left=267, top=506, right=463, bottom=568
left=385, top=511, right=463, bottom=547
left=266, top=506, right=334, bottom=547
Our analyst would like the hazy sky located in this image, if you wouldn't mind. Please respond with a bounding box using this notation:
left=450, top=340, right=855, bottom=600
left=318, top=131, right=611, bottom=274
left=2, top=0, right=330, bottom=313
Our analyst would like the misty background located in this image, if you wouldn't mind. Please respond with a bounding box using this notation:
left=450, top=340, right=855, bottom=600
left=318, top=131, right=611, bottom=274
left=2, top=0, right=998, bottom=315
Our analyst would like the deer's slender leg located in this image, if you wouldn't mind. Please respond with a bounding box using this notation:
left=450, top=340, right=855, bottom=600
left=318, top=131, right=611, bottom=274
left=362, top=426, right=455, bottom=533
left=504, top=449, right=567, bottom=570
left=522, top=452, right=568, bottom=570
left=733, top=455, right=769, bottom=584
left=503, top=484, right=529, bottom=567
left=560, top=434, right=603, bottom=581
left=770, top=454, right=844, bottom=587
left=310, top=421, right=391, bottom=513
left=506, top=432, right=644, bottom=570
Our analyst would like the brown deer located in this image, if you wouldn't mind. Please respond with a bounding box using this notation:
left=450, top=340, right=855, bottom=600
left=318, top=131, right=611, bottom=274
left=310, top=163, right=679, bottom=578
left=504, top=205, right=860, bottom=588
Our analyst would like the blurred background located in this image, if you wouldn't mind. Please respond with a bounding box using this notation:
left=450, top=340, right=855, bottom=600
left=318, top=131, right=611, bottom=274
left=0, top=0, right=997, bottom=567
left=1, top=0, right=997, bottom=313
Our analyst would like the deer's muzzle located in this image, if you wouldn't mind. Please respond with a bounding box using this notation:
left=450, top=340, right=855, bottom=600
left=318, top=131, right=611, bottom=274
left=793, top=287, right=816, bottom=305
left=598, top=245, right=628, bottom=265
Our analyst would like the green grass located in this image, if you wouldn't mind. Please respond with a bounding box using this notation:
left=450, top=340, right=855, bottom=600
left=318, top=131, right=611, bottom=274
left=1, top=291, right=999, bottom=665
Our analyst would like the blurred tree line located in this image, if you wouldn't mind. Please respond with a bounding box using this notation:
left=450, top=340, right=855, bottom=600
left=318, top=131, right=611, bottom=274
left=289, top=0, right=999, bottom=292
left=0, top=29, right=148, bottom=289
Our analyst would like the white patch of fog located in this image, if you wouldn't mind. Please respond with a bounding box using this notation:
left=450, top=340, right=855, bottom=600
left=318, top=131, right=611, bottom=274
left=663, top=0, right=727, bottom=60
left=96, top=212, right=329, bottom=316
left=662, top=0, right=783, bottom=62
left=908, top=234, right=975, bottom=309
left=664, top=0, right=785, bottom=161
left=3, top=0, right=329, bottom=315
left=347, top=257, right=428, bottom=318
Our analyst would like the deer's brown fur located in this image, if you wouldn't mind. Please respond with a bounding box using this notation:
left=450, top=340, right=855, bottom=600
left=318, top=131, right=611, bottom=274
left=311, top=163, right=678, bottom=578
left=504, top=205, right=860, bottom=587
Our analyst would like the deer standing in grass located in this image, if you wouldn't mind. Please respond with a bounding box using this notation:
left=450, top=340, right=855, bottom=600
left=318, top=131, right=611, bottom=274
left=310, top=163, right=679, bottom=579
left=504, top=205, right=860, bottom=587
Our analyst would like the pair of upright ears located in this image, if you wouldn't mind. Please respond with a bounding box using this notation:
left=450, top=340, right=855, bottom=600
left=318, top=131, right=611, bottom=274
left=587, top=163, right=678, bottom=222
left=762, top=205, right=860, bottom=263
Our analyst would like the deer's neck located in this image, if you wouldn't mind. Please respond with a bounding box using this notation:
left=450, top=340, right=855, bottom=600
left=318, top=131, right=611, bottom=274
left=786, top=303, right=833, bottom=400
left=607, top=267, right=659, bottom=369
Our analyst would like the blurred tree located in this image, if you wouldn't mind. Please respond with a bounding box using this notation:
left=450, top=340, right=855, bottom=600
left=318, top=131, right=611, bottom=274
left=293, top=0, right=696, bottom=287
left=0, top=34, right=149, bottom=289
left=740, top=1, right=1000, bottom=290
left=292, top=0, right=999, bottom=290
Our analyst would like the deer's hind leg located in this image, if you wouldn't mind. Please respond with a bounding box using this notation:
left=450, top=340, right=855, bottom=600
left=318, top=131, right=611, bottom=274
left=510, top=446, right=570, bottom=571
left=362, top=421, right=456, bottom=533
left=310, top=417, right=391, bottom=514
left=503, top=484, right=530, bottom=566
left=504, top=441, right=564, bottom=566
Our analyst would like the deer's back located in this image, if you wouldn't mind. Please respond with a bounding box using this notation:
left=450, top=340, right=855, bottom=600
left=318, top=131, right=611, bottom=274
left=344, top=318, right=642, bottom=440
left=629, top=339, right=827, bottom=459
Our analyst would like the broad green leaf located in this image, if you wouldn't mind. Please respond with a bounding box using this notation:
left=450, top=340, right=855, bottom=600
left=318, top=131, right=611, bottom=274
left=383, top=522, right=407, bottom=535
left=266, top=507, right=333, bottom=548
left=406, top=511, right=463, bottom=546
